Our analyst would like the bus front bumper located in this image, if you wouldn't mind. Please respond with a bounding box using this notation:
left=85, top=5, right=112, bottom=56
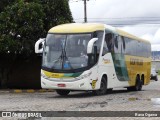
left=41, top=77, right=94, bottom=91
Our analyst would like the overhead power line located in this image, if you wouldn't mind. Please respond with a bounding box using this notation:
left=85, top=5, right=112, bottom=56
left=69, top=0, right=160, bottom=24
left=74, top=17, right=160, bottom=26
left=74, top=17, right=160, bottom=20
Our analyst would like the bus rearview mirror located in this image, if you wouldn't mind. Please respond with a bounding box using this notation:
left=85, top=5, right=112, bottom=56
left=87, top=38, right=98, bottom=54
left=35, top=38, right=45, bottom=53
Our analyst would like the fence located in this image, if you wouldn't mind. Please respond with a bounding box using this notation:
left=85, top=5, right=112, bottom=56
left=0, top=53, right=41, bottom=89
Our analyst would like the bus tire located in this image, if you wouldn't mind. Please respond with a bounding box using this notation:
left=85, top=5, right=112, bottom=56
left=134, top=76, right=142, bottom=91
left=155, top=76, right=158, bottom=81
left=56, top=90, right=70, bottom=96
left=93, top=77, right=107, bottom=95
left=127, top=76, right=142, bottom=91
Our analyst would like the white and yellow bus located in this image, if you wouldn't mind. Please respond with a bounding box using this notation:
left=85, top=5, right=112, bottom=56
left=35, top=23, right=151, bottom=96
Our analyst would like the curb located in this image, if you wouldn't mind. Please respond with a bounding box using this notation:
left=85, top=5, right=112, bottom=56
left=0, top=89, right=55, bottom=93
left=13, top=89, right=55, bottom=93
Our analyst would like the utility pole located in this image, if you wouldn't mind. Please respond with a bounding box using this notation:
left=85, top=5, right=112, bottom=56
left=69, top=0, right=88, bottom=22
left=84, top=0, right=87, bottom=22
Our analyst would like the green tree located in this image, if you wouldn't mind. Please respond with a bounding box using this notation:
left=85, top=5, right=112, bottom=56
left=40, top=0, right=73, bottom=33
left=0, top=0, right=73, bottom=88
left=0, top=0, right=73, bottom=54
left=0, top=0, right=15, bottom=13
left=0, top=0, right=45, bottom=55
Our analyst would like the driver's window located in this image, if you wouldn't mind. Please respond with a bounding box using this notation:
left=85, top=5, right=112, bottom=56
left=105, top=33, right=114, bottom=52
left=93, top=31, right=103, bottom=54
left=102, top=32, right=114, bottom=56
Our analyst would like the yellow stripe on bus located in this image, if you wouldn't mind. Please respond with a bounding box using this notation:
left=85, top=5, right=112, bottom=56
left=42, top=70, right=64, bottom=78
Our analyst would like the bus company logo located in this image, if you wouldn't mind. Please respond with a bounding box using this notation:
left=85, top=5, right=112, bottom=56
left=103, top=58, right=110, bottom=64
left=91, top=80, right=98, bottom=89
left=2, top=112, right=11, bottom=117
left=130, top=58, right=143, bottom=66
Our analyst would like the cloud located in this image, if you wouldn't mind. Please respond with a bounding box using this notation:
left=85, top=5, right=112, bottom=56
left=151, top=44, right=160, bottom=51
left=141, top=34, right=154, bottom=41
left=140, top=28, right=160, bottom=45
left=120, top=25, right=158, bottom=36
left=70, top=0, right=160, bottom=24
left=153, top=28, right=160, bottom=44
left=69, top=0, right=160, bottom=50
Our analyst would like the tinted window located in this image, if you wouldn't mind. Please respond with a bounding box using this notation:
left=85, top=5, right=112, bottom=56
left=105, top=33, right=114, bottom=52
left=122, top=36, right=150, bottom=57
left=94, top=31, right=104, bottom=54
left=102, top=39, right=108, bottom=55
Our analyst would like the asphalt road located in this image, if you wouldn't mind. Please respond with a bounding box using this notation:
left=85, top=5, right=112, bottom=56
left=0, top=77, right=160, bottom=120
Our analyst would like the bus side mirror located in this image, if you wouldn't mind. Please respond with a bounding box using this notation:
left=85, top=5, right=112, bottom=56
left=87, top=38, right=98, bottom=54
left=35, top=38, right=45, bottom=53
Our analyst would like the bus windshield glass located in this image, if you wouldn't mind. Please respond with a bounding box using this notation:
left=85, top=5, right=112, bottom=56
left=42, top=33, right=92, bottom=71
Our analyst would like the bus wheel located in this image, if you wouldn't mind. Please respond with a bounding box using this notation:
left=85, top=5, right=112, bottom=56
left=93, top=77, right=107, bottom=95
left=155, top=76, right=158, bottom=81
left=127, top=76, right=142, bottom=91
left=134, top=76, right=142, bottom=91
left=56, top=90, right=70, bottom=96
left=127, top=77, right=143, bottom=91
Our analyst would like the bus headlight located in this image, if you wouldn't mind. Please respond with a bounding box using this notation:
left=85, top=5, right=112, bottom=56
left=75, top=71, right=92, bottom=80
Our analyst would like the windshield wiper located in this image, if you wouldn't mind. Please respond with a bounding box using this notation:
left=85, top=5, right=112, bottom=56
left=61, top=36, right=76, bottom=73
left=51, top=36, right=76, bottom=73
left=50, top=45, right=64, bottom=69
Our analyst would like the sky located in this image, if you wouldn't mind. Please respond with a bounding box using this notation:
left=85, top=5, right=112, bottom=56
left=69, top=0, right=160, bottom=51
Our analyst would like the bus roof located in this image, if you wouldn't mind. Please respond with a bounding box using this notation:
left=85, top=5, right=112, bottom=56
left=48, top=23, right=150, bottom=44
left=116, top=29, right=150, bottom=44
left=48, top=23, right=105, bottom=33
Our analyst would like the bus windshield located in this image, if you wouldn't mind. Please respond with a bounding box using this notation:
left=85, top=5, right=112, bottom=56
left=42, top=33, right=92, bottom=71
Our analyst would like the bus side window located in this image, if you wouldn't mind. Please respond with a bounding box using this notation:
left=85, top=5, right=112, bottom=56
left=114, top=36, right=118, bottom=53
left=120, top=36, right=126, bottom=54
left=105, top=33, right=113, bottom=52
left=122, top=36, right=126, bottom=51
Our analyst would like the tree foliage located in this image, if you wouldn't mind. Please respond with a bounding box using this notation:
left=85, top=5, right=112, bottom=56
left=40, top=0, right=73, bottom=31
left=0, top=0, right=73, bottom=55
left=0, top=0, right=45, bottom=55
left=0, top=0, right=15, bottom=12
